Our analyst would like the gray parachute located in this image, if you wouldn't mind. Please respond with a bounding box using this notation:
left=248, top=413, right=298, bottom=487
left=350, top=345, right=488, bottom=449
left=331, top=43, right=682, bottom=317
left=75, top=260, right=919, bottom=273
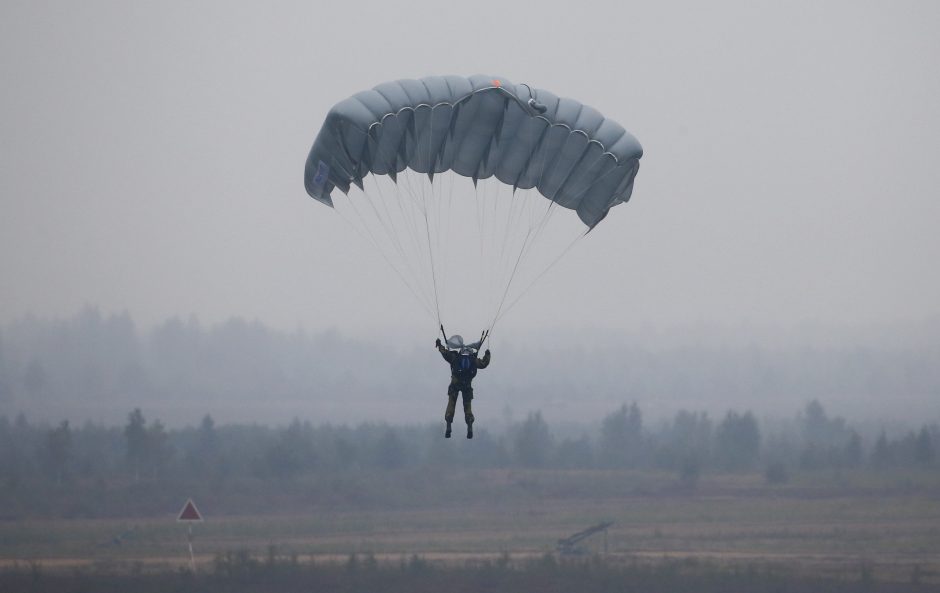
left=304, top=75, right=642, bottom=228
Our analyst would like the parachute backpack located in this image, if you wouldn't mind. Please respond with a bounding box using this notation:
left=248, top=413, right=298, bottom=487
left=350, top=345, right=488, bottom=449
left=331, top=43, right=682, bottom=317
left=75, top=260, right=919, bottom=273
left=304, top=75, right=643, bottom=334
left=452, top=350, right=477, bottom=381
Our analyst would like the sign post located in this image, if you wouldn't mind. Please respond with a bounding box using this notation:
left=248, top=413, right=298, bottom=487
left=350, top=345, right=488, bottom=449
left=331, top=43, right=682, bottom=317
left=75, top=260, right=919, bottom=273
left=176, top=498, right=204, bottom=571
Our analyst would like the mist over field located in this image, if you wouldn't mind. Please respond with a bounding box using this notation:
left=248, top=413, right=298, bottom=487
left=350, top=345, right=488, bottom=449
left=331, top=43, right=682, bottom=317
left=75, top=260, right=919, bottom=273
left=2, top=309, right=940, bottom=591
left=1, top=308, right=937, bottom=429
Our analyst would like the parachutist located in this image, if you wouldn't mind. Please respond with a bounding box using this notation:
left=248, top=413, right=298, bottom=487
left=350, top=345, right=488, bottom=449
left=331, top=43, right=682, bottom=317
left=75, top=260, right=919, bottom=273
left=436, top=335, right=491, bottom=439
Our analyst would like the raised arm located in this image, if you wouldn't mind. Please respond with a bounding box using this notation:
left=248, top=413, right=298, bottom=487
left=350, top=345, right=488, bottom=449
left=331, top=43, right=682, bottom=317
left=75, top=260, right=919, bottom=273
left=476, top=349, right=491, bottom=369
left=436, top=339, right=456, bottom=363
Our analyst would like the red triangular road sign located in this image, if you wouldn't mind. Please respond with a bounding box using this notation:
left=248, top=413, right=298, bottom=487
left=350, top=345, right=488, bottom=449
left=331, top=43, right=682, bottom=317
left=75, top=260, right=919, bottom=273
left=177, top=498, right=203, bottom=522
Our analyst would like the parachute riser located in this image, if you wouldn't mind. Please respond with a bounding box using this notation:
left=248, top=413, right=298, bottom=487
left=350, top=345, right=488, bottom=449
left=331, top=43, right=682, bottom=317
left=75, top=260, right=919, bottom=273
left=479, top=329, right=490, bottom=350
left=440, top=325, right=490, bottom=353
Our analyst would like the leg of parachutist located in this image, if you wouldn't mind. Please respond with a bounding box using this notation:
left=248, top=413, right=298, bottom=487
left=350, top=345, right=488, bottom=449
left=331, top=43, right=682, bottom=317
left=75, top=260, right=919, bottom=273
left=463, top=388, right=474, bottom=439
left=444, top=387, right=457, bottom=438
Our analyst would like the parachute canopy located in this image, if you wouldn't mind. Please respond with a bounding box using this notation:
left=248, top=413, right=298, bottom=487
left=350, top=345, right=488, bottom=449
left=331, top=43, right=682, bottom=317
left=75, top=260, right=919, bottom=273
left=305, top=75, right=642, bottom=228
left=303, top=75, right=643, bottom=332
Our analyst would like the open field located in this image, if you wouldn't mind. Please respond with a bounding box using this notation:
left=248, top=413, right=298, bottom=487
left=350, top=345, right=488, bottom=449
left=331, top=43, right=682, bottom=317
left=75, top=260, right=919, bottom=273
left=2, top=469, right=939, bottom=587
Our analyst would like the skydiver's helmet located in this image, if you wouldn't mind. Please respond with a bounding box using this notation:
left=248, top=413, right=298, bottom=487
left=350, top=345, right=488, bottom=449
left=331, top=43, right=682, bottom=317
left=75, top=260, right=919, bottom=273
left=446, top=335, right=464, bottom=350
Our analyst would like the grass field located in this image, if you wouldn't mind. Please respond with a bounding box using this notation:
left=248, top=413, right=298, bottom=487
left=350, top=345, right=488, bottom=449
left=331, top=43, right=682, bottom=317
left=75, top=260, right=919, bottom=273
left=2, top=468, right=939, bottom=586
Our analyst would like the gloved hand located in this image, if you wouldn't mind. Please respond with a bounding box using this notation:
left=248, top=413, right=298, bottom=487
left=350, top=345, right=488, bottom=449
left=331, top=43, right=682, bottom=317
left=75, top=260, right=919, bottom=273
left=485, top=349, right=490, bottom=356
left=435, top=338, right=442, bottom=348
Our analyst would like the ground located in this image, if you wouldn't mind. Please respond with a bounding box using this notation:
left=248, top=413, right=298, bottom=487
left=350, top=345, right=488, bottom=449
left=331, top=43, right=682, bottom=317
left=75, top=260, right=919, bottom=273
left=1, top=468, right=938, bottom=586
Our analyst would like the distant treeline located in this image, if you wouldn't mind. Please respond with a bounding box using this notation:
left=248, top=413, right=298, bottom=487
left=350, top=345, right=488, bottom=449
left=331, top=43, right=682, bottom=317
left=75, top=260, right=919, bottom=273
left=1, top=398, right=937, bottom=517
left=2, top=307, right=939, bottom=425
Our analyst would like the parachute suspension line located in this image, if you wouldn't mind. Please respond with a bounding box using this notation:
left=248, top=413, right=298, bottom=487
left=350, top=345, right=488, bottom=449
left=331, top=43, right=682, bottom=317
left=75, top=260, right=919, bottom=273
left=484, top=177, right=500, bottom=317
left=487, top=237, right=528, bottom=337
left=342, top=129, right=439, bottom=317
left=437, top=128, right=458, bottom=318
left=442, top=170, right=457, bottom=318
left=487, top=125, right=570, bottom=333
left=495, top=122, right=550, bottom=290
left=424, top=112, right=443, bottom=328
left=442, top=126, right=460, bottom=324
left=431, top=140, right=449, bottom=317
left=489, top=218, right=540, bottom=332
left=493, top=229, right=587, bottom=326
left=333, top=192, right=436, bottom=321
left=473, top=175, right=490, bottom=316
left=488, top=195, right=560, bottom=333
left=398, top=167, right=441, bottom=328
left=474, top=175, right=492, bottom=317
left=474, top=175, right=485, bottom=258
left=398, top=176, right=427, bottom=249
left=386, top=152, right=438, bottom=328
left=494, top=160, right=628, bottom=325
left=497, top=175, right=524, bottom=276
left=474, top=176, right=491, bottom=317
left=429, top=170, right=445, bottom=320
left=358, top=175, right=411, bottom=276
left=498, top=181, right=533, bottom=318
left=381, top=170, right=425, bottom=285
left=487, top=128, right=552, bottom=324
left=479, top=180, right=504, bottom=320
left=516, top=195, right=559, bottom=278
left=492, top=179, right=517, bottom=318
left=366, top=173, right=430, bottom=309
left=371, top=146, right=423, bottom=274
left=364, top=141, right=439, bottom=316
left=395, top=168, right=434, bottom=310
left=355, top=187, right=436, bottom=319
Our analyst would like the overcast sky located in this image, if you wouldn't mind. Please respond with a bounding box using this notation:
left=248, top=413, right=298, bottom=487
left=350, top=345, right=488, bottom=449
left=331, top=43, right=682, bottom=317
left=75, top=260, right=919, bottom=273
left=1, top=0, right=938, bottom=343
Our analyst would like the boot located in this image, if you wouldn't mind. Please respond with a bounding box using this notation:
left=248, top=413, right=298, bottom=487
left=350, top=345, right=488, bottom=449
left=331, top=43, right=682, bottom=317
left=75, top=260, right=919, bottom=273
left=466, top=422, right=473, bottom=439
left=445, top=422, right=452, bottom=438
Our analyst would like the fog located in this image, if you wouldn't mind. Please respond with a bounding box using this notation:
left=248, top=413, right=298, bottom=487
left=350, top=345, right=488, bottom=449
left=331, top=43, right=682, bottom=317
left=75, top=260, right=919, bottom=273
left=1, top=308, right=936, bottom=429
left=1, top=0, right=939, bottom=338
left=4, top=3, right=940, bottom=591
left=1, top=1, right=938, bottom=434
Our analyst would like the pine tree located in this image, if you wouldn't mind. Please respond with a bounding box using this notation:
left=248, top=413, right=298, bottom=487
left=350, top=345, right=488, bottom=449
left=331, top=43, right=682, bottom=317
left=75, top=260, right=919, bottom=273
left=45, top=420, right=71, bottom=485
left=124, top=408, right=147, bottom=482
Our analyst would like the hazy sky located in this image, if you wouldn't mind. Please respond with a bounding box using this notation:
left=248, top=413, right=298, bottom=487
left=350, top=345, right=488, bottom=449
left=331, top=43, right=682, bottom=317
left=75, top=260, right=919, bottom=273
left=2, top=0, right=938, bottom=341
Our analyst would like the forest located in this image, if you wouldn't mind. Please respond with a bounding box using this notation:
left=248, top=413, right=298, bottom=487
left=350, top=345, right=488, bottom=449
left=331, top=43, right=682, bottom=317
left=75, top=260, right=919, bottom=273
left=1, top=397, right=936, bottom=518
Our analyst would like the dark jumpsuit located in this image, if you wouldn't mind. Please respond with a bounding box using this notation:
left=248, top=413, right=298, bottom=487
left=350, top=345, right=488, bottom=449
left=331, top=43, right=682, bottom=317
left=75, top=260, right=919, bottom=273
left=437, top=344, right=490, bottom=425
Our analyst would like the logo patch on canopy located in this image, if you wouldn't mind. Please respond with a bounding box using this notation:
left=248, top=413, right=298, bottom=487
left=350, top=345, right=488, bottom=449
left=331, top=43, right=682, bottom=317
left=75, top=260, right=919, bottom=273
left=312, top=160, right=330, bottom=188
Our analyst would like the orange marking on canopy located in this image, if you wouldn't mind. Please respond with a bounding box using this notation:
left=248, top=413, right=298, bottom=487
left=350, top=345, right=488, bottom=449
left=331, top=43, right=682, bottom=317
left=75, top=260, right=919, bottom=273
left=492, top=79, right=501, bottom=87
